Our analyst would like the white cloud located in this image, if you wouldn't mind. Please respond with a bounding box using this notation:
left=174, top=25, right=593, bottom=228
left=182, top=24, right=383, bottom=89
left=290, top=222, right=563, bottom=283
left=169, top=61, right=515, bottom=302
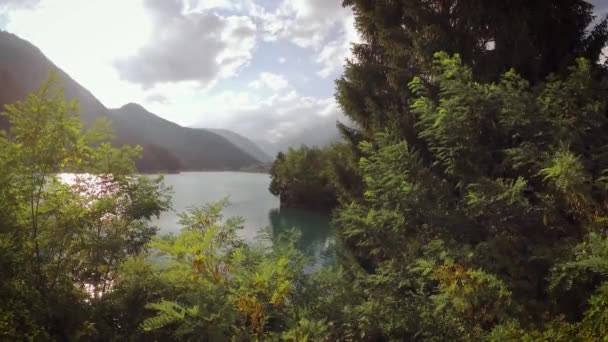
left=0, top=0, right=40, bottom=11
left=145, top=93, right=170, bottom=104
left=185, top=0, right=235, bottom=12
left=2, top=0, right=261, bottom=123
left=260, top=72, right=289, bottom=91
left=278, top=56, right=286, bottom=64
left=194, top=82, right=343, bottom=148
left=253, top=0, right=348, bottom=49
left=251, top=0, right=358, bottom=78
left=249, top=72, right=289, bottom=91
left=316, top=15, right=360, bottom=78
left=115, top=0, right=257, bottom=88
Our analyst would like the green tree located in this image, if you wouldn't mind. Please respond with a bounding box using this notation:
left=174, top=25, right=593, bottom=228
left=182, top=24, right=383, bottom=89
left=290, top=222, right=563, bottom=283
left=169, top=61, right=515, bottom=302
left=140, top=200, right=312, bottom=340
left=333, top=53, right=608, bottom=339
left=269, top=145, right=338, bottom=209
left=0, top=74, right=171, bottom=340
left=337, top=0, right=607, bottom=140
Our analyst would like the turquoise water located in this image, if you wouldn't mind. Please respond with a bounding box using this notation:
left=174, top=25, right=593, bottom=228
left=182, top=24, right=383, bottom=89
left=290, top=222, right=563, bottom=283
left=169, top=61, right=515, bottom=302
left=152, top=172, right=335, bottom=263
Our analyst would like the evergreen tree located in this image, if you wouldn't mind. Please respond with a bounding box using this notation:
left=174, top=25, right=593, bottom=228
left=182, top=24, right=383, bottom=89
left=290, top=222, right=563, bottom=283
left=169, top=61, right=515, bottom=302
left=337, top=0, right=608, bottom=140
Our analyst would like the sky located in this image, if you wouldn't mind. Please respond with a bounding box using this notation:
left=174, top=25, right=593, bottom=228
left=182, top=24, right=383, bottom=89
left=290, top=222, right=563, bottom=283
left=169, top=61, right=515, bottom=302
left=0, top=0, right=606, bottom=147
left=0, top=0, right=358, bottom=146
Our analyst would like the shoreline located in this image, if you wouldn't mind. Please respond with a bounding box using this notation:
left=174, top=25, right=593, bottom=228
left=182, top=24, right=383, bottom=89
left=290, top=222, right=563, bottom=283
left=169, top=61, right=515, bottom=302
left=137, top=169, right=270, bottom=176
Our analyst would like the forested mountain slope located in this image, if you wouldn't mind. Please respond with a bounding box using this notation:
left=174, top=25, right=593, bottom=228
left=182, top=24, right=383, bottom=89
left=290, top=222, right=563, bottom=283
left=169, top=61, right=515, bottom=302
left=0, top=31, right=260, bottom=172
left=203, top=128, right=271, bottom=163
left=111, top=104, right=260, bottom=171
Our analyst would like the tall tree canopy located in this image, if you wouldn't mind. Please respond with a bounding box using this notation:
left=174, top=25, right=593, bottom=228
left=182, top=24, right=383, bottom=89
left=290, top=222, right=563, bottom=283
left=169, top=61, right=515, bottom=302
left=336, top=53, right=608, bottom=338
left=337, top=0, right=608, bottom=141
left=321, top=0, right=608, bottom=339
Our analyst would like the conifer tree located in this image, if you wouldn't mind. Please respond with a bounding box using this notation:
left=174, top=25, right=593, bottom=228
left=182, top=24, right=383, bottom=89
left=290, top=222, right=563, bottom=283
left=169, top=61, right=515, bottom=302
left=337, top=0, right=608, bottom=140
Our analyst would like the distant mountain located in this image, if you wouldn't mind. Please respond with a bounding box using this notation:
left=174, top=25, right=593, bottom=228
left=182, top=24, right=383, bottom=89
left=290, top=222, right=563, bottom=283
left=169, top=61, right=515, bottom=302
left=0, top=31, right=265, bottom=173
left=278, top=116, right=342, bottom=151
left=0, top=30, right=182, bottom=173
left=0, top=31, right=110, bottom=129
left=253, top=115, right=343, bottom=157
left=111, top=104, right=260, bottom=171
left=202, top=128, right=272, bottom=163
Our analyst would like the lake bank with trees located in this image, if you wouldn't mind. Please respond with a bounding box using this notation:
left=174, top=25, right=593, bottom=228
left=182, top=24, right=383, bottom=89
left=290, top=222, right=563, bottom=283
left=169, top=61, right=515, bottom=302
left=2, top=0, right=608, bottom=340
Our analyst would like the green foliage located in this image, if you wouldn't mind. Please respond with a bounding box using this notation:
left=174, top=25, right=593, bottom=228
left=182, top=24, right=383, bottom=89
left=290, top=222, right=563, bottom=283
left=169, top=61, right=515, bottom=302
left=0, top=74, right=171, bottom=340
left=281, top=318, right=330, bottom=341
left=141, top=200, right=310, bottom=340
left=331, top=52, right=608, bottom=340
left=3, top=1, right=608, bottom=340
left=432, top=266, right=513, bottom=340
left=337, top=0, right=607, bottom=141
left=269, top=143, right=359, bottom=209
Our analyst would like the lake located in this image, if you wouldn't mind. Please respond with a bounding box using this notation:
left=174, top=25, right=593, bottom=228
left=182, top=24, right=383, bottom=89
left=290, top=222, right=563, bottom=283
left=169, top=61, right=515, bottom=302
left=152, top=172, right=336, bottom=265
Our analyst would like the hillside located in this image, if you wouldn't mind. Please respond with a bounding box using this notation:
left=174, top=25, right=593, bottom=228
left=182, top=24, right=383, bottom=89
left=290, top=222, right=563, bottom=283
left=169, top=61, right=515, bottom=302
left=203, top=128, right=272, bottom=163
left=110, top=104, right=260, bottom=171
left=0, top=31, right=261, bottom=173
left=0, top=31, right=105, bottom=126
left=0, top=31, right=184, bottom=172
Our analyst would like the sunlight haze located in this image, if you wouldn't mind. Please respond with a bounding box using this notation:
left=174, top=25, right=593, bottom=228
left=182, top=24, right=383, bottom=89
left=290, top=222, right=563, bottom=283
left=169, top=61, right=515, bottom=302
left=0, top=0, right=357, bottom=146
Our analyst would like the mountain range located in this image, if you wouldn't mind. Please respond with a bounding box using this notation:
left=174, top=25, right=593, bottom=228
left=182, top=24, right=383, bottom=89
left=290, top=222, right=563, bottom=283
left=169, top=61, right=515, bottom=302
left=253, top=115, right=343, bottom=157
left=0, top=30, right=269, bottom=173
left=202, top=128, right=272, bottom=163
left=111, top=103, right=262, bottom=170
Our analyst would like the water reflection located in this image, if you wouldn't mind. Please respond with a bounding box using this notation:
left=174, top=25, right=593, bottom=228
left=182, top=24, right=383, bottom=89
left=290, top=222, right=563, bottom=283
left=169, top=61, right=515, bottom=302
left=146, top=172, right=336, bottom=267
left=268, top=208, right=335, bottom=268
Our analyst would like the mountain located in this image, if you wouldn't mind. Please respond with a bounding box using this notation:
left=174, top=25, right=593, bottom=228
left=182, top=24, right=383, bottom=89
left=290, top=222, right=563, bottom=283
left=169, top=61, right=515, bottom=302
left=0, top=30, right=184, bottom=172
left=110, top=104, right=260, bottom=170
left=202, top=128, right=272, bottom=163
left=0, top=31, right=262, bottom=172
left=252, top=115, right=343, bottom=157
left=0, top=31, right=109, bottom=128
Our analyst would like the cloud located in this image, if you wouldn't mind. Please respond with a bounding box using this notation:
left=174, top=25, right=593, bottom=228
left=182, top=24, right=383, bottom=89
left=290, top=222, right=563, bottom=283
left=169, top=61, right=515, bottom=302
left=0, top=0, right=40, bottom=10
left=145, top=94, right=170, bottom=104
left=220, top=92, right=342, bottom=147
left=315, top=15, right=360, bottom=78
left=590, top=0, right=608, bottom=16
left=114, top=0, right=256, bottom=88
left=251, top=0, right=357, bottom=78
left=194, top=81, right=344, bottom=153
left=254, top=0, right=348, bottom=48
left=4, top=0, right=155, bottom=108
left=0, top=0, right=40, bottom=28
left=249, top=72, right=289, bottom=91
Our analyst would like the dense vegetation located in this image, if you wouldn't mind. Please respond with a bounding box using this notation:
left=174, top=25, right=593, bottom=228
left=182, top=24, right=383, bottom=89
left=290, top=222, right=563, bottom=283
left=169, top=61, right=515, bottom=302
left=3, top=0, right=608, bottom=340
left=269, top=144, right=359, bottom=209
left=0, top=75, right=171, bottom=340
left=267, top=0, right=608, bottom=340
left=0, top=76, right=345, bottom=340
